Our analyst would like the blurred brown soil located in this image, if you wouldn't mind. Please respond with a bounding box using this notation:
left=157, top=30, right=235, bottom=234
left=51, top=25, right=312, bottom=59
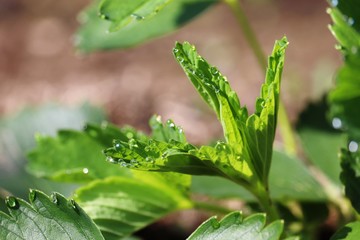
left=0, top=0, right=340, bottom=144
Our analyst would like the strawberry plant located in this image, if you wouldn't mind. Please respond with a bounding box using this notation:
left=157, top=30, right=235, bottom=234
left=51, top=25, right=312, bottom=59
left=1, top=0, right=360, bottom=239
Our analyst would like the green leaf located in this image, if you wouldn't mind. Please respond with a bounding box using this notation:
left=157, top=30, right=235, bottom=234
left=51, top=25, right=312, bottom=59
left=76, top=0, right=216, bottom=52
left=296, top=100, right=345, bottom=186
left=75, top=174, right=193, bottom=239
left=191, top=150, right=327, bottom=201
left=187, top=211, right=283, bottom=240
left=331, top=221, right=360, bottom=240
left=27, top=123, right=134, bottom=183
left=339, top=149, right=360, bottom=213
left=99, top=0, right=173, bottom=32
left=0, top=189, right=104, bottom=240
left=0, top=103, right=106, bottom=203
left=173, top=38, right=288, bottom=186
left=328, top=7, right=360, bottom=141
left=104, top=38, right=288, bottom=197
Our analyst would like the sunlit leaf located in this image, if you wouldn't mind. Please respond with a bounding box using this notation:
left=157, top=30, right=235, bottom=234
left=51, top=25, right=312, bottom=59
left=187, top=211, right=283, bottom=240
left=331, top=221, right=360, bottom=240
left=0, top=189, right=104, bottom=240
left=75, top=173, right=193, bottom=239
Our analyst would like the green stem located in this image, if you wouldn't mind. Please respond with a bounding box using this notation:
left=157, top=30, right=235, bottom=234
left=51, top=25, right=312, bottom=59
left=253, top=184, right=280, bottom=222
left=223, top=0, right=297, bottom=156
left=223, top=0, right=267, bottom=72
left=194, top=201, right=233, bottom=215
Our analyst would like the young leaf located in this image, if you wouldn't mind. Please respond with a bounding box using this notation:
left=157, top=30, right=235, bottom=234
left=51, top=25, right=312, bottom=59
left=173, top=38, right=287, bottom=186
left=0, top=189, right=104, bottom=240
left=187, top=211, right=283, bottom=240
left=331, top=221, right=360, bottom=240
left=76, top=0, right=216, bottom=52
left=339, top=149, right=360, bottom=214
left=99, top=0, right=173, bottom=32
left=328, top=6, right=360, bottom=141
left=75, top=174, right=193, bottom=239
left=27, top=123, right=136, bottom=182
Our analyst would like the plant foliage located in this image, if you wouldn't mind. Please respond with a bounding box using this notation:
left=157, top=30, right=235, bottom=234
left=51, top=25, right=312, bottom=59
left=187, top=211, right=283, bottom=240
left=0, top=190, right=104, bottom=240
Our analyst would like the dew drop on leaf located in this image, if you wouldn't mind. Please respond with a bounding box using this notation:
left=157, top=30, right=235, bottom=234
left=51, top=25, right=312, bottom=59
left=331, top=0, right=338, bottom=7
left=349, top=141, right=359, bottom=152
left=69, top=199, right=80, bottom=214
left=29, top=189, right=36, bottom=202
left=332, top=117, right=342, bottom=129
left=210, top=218, right=220, bottom=229
left=177, top=56, right=184, bottom=63
left=106, top=156, right=117, bottom=163
left=130, top=13, right=144, bottom=20
left=347, top=17, right=355, bottom=26
left=83, top=168, right=89, bottom=174
left=51, top=193, right=58, bottom=205
left=5, top=196, right=18, bottom=209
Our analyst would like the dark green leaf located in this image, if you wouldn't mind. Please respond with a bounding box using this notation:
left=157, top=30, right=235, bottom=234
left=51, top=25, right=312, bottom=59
left=296, top=99, right=345, bottom=186
left=339, top=149, right=360, bottom=213
left=328, top=7, right=360, bottom=141
left=187, top=211, right=283, bottom=240
left=75, top=0, right=216, bottom=52
left=331, top=221, right=360, bottom=240
left=0, top=189, right=104, bottom=240
left=75, top=173, right=193, bottom=239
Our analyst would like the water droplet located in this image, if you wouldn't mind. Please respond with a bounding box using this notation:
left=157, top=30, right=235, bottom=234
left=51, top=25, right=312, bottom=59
left=349, top=141, right=359, bottom=152
left=106, top=156, right=117, bottom=163
left=120, top=161, right=129, bottom=167
left=210, top=67, right=218, bottom=75
left=50, top=193, right=58, bottom=204
left=129, top=139, right=139, bottom=149
left=145, top=156, right=154, bottom=163
left=83, top=168, right=89, bottom=174
left=347, top=17, right=355, bottom=26
left=166, top=120, right=175, bottom=129
left=332, top=117, right=342, bottom=129
left=130, top=159, right=138, bottom=164
left=69, top=199, right=80, bottom=213
left=99, top=13, right=110, bottom=20
left=331, top=0, right=338, bottom=7
left=211, top=219, right=220, bottom=229
left=130, top=13, right=144, bottom=20
left=351, top=46, right=358, bottom=54
left=173, top=48, right=179, bottom=53
left=29, top=189, right=36, bottom=202
left=177, top=56, right=184, bottom=63
left=178, top=128, right=184, bottom=134
left=5, top=197, right=18, bottom=209
left=145, top=146, right=150, bottom=152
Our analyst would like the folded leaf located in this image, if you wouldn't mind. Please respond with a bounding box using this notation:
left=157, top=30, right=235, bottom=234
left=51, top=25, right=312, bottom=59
left=75, top=0, right=216, bottom=52
left=173, top=39, right=287, bottom=186
left=0, top=190, right=104, bottom=240
left=187, top=211, right=283, bottom=240
left=75, top=174, right=193, bottom=239
left=99, top=0, right=173, bottom=32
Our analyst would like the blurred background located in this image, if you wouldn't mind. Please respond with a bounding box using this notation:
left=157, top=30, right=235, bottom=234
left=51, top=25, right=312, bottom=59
left=0, top=0, right=343, bottom=238
left=0, top=0, right=339, bottom=211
